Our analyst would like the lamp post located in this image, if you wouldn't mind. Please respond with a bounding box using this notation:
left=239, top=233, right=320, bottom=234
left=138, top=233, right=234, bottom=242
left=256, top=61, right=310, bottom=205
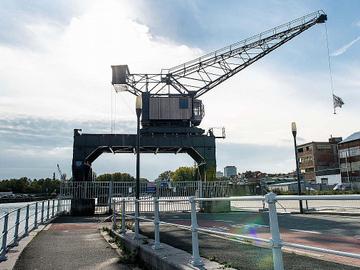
left=291, top=122, right=304, bottom=214
left=135, top=95, right=142, bottom=237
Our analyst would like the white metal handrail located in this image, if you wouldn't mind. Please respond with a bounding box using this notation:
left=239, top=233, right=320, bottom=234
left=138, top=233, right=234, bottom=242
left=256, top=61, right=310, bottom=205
left=0, top=199, right=71, bottom=262
left=112, top=193, right=360, bottom=270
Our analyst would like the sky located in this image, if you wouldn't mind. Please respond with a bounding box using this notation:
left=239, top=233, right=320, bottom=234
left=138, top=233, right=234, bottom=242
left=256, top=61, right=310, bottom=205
left=0, top=0, right=359, bottom=180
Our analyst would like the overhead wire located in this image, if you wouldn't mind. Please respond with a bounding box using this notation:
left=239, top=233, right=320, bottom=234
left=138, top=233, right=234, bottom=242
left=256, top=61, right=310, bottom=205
left=324, top=23, right=336, bottom=114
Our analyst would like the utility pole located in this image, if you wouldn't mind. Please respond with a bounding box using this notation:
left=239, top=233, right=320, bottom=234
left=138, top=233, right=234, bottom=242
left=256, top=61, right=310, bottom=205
left=135, top=95, right=142, bottom=236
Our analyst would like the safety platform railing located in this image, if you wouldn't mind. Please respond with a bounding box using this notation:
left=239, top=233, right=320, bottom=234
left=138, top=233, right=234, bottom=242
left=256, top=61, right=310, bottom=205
left=111, top=194, right=360, bottom=270
left=0, top=199, right=71, bottom=262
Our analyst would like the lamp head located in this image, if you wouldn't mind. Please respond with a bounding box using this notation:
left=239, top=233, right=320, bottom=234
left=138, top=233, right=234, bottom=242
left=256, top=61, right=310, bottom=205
left=291, top=122, right=297, bottom=136
left=136, top=95, right=142, bottom=110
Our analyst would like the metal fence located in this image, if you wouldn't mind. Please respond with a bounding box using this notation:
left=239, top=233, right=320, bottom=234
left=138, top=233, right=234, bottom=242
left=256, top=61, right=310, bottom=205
left=112, top=194, right=360, bottom=270
left=60, top=181, right=360, bottom=214
left=0, top=199, right=71, bottom=262
left=60, top=181, right=231, bottom=213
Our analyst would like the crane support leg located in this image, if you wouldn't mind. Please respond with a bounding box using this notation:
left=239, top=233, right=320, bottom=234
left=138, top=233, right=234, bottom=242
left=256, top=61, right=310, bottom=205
left=71, top=129, right=217, bottom=215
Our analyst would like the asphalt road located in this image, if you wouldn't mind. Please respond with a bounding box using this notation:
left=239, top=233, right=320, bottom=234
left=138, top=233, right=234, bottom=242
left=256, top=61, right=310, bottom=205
left=140, top=212, right=360, bottom=268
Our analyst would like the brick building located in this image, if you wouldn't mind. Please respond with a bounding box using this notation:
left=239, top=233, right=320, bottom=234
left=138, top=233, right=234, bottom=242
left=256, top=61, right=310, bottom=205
left=297, top=137, right=341, bottom=184
left=338, top=132, right=360, bottom=182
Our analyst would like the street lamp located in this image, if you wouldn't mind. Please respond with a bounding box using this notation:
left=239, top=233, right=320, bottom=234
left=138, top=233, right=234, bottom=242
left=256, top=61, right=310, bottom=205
left=291, top=122, right=304, bottom=214
left=135, top=95, right=142, bottom=237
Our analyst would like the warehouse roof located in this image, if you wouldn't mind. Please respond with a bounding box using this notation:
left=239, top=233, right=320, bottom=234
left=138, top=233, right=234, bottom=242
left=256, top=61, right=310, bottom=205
left=340, top=132, right=360, bottom=144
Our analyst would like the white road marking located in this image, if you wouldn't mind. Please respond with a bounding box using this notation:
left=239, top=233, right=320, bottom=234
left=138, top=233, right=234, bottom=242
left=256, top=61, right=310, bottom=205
left=231, top=224, right=269, bottom=228
left=289, top=229, right=321, bottom=234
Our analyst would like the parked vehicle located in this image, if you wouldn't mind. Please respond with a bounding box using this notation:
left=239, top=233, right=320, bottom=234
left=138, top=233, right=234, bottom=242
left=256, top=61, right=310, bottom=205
left=333, top=183, right=352, bottom=191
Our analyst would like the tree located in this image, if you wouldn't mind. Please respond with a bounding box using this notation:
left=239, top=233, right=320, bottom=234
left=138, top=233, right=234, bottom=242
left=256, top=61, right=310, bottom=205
left=157, top=170, right=172, bottom=182
left=0, top=177, right=60, bottom=194
left=171, top=167, right=195, bottom=181
left=96, top=172, right=135, bottom=182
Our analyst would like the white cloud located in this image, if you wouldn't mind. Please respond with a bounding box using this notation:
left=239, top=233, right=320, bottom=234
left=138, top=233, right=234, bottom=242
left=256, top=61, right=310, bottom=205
left=0, top=0, right=202, bottom=121
left=331, top=36, right=360, bottom=56
left=1, top=1, right=360, bottom=178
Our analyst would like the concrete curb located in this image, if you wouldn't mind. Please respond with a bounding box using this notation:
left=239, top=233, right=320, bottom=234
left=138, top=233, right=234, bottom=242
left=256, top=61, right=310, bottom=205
left=304, top=211, right=360, bottom=217
left=109, top=229, right=236, bottom=270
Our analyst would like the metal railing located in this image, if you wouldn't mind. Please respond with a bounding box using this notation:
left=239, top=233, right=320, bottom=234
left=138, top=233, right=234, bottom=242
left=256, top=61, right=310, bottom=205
left=0, top=199, right=71, bottom=262
left=112, top=194, right=360, bottom=270
left=60, top=181, right=231, bottom=213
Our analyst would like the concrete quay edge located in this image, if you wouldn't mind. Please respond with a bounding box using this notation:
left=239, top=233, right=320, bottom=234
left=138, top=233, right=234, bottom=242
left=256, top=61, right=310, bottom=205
left=109, top=229, right=236, bottom=270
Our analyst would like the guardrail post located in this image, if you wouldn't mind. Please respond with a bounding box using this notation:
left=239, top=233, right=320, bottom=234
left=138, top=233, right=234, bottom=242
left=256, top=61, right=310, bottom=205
left=52, top=199, right=55, bottom=217
left=57, top=199, right=61, bottom=215
left=153, top=197, right=161, bottom=250
left=47, top=200, right=50, bottom=221
left=112, top=200, right=116, bottom=230
left=265, top=193, right=284, bottom=270
left=13, top=209, right=21, bottom=246
left=121, top=199, right=126, bottom=235
left=134, top=199, right=140, bottom=239
left=34, top=202, right=38, bottom=229
left=189, top=196, right=203, bottom=267
left=198, top=181, right=203, bottom=211
left=109, top=181, right=113, bottom=213
left=25, top=205, right=30, bottom=236
left=41, top=201, right=44, bottom=224
left=0, top=213, right=9, bottom=261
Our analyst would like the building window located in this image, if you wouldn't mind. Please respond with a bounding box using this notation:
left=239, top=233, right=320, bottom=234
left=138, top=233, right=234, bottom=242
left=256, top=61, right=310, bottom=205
left=179, top=98, right=188, bottom=109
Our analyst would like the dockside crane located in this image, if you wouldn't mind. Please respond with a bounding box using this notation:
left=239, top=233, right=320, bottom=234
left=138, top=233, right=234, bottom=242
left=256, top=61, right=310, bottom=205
left=57, top=164, right=67, bottom=181
left=111, top=11, right=327, bottom=134
left=70, top=10, right=328, bottom=205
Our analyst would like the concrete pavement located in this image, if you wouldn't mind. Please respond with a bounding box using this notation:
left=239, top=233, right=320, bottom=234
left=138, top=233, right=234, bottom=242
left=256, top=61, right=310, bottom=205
left=13, top=216, right=137, bottom=270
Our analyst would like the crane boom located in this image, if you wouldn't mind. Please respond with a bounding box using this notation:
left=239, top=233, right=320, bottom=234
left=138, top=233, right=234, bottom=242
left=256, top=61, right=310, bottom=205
left=111, top=10, right=327, bottom=129
left=113, top=10, right=326, bottom=98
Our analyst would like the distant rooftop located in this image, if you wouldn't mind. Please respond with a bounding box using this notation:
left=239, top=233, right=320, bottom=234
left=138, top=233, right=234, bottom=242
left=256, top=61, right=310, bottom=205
left=340, top=132, right=360, bottom=144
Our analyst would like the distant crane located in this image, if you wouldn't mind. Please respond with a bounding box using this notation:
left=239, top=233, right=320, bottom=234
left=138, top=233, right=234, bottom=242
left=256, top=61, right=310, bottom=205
left=57, top=164, right=67, bottom=181
left=111, top=11, right=327, bottom=134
